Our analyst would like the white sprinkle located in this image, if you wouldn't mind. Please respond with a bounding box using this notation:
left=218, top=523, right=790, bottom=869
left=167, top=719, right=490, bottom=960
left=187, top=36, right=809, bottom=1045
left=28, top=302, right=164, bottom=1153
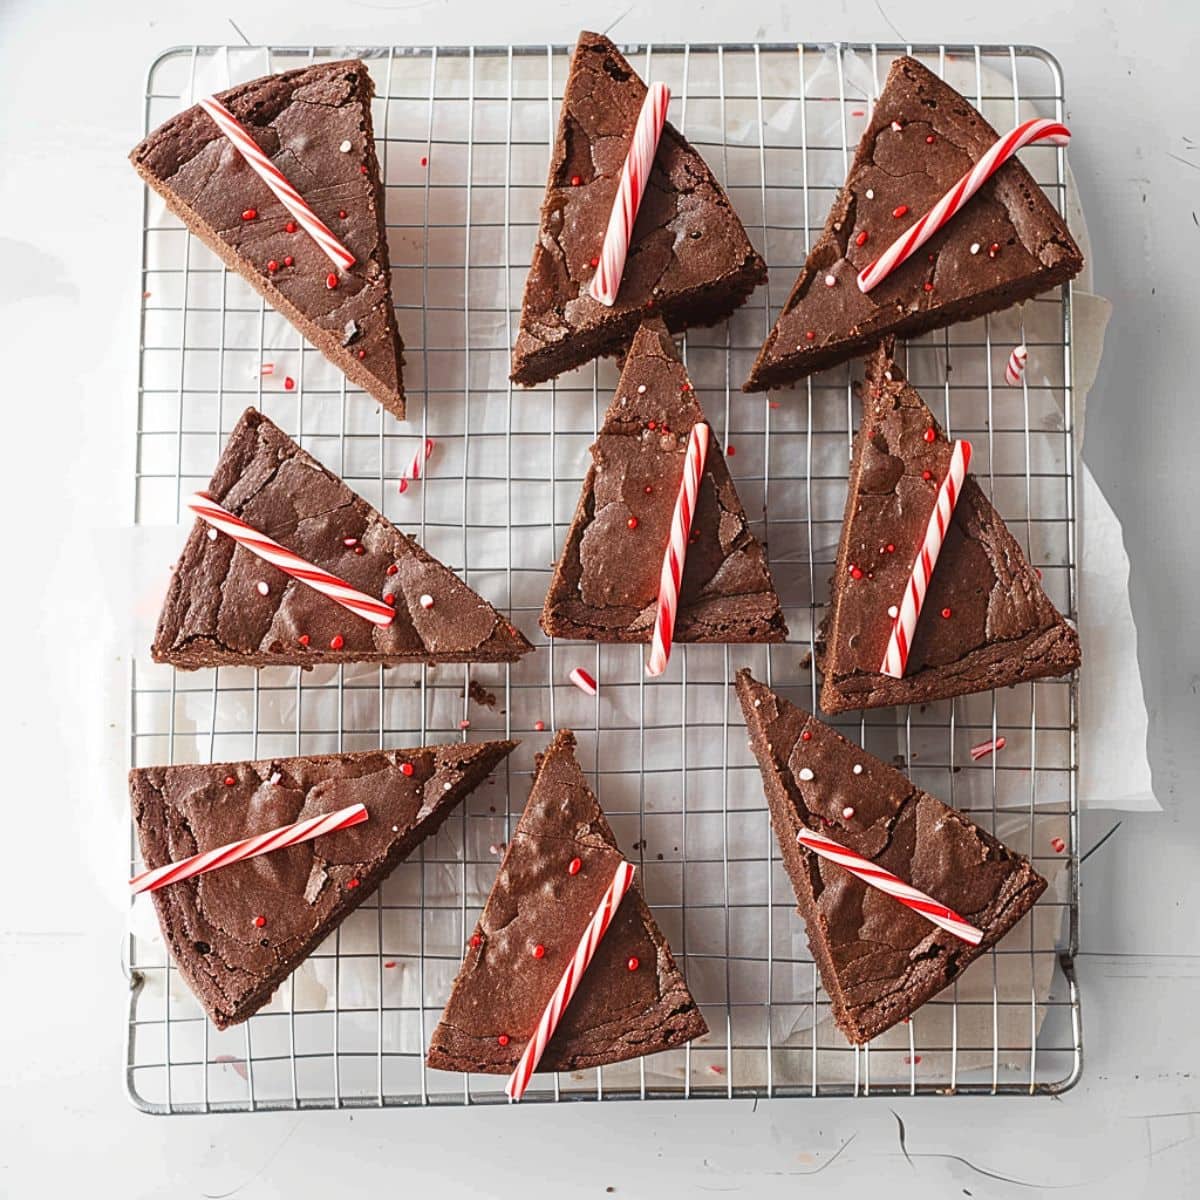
left=865, top=188, right=875, bottom=199
left=339, top=139, right=352, bottom=153
left=269, top=771, right=282, bottom=785
left=824, top=273, right=836, bottom=287
left=842, top=805, right=856, bottom=819
left=443, top=781, right=452, bottom=791
left=419, top=593, right=434, bottom=609
left=852, top=764, right=864, bottom=775
left=798, top=767, right=815, bottom=782
left=207, top=527, right=218, bottom=541
left=753, top=699, right=761, bottom=708
left=392, top=825, right=399, bottom=833
left=256, top=581, right=269, bottom=596
left=891, top=120, right=903, bottom=132
left=888, top=605, right=899, bottom=618
left=637, top=384, right=647, bottom=394
left=970, top=242, right=981, bottom=255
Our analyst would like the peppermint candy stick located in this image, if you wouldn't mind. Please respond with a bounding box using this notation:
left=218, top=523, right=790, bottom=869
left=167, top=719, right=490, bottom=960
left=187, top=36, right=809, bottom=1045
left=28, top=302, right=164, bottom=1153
left=130, top=803, right=368, bottom=895
left=187, top=492, right=395, bottom=627
left=857, top=118, right=1070, bottom=293
left=879, top=440, right=972, bottom=679
left=397, top=437, right=435, bottom=494
left=647, top=423, right=709, bottom=677
left=589, top=82, right=671, bottom=307
left=198, top=96, right=356, bottom=272
left=506, top=860, right=636, bottom=1100
left=796, top=824, right=983, bottom=945
left=1004, top=344, right=1028, bottom=387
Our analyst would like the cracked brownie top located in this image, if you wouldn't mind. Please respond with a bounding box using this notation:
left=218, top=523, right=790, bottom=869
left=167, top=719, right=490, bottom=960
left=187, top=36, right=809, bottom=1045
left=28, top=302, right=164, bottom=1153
left=152, top=408, right=532, bottom=669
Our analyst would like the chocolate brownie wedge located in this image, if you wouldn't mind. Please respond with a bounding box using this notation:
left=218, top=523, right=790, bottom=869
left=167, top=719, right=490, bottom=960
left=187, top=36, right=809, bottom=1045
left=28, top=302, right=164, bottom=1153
left=131, top=60, right=407, bottom=418
left=510, top=32, right=767, bottom=386
left=131, top=739, right=516, bottom=1029
left=541, top=318, right=786, bottom=644
left=817, top=343, right=1079, bottom=712
left=427, top=730, right=706, bottom=1076
left=744, top=56, right=1083, bottom=391
left=735, top=671, right=1045, bottom=1043
left=153, top=409, right=532, bottom=669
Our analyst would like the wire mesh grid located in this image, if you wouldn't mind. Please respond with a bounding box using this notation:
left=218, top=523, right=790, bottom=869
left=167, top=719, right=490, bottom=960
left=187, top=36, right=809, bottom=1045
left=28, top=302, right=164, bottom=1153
left=126, top=40, right=1082, bottom=1112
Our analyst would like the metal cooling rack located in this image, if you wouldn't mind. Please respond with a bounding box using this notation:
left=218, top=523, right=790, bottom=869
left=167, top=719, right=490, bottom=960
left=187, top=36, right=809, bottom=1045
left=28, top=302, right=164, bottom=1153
left=127, top=40, right=1082, bottom=1112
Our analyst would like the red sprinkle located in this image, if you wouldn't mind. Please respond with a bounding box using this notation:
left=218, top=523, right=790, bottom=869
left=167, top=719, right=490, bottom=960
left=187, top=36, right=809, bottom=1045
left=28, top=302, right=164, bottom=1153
left=497, top=1034, right=510, bottom=1047
left=849, top=565, right=863, bottom=580
left=941, top=607, right=952, bottom=619
left=532, top=944, right=546, bottom=959
left=283, top=255, right=294, bottom=267
left=801, top=730, right=812, bottom=742
left=298, top=634, right=310, bottom=647
left=644, top=485, right=653, bottom=495
left=386, top=563, right=399, bottom=576
left=346, top=878, right=361, bottom=889
left=459, top=719, right=471, bottom=730
left=885, top=543, right=895, bottom=553
left=284, top=377, right=296, bottom=391
left=922, top=281, right=934, bottom=292
left=646, top=420, right=657, bottom=431
left=420, top=156, right=428, bottom=167
left=253, top=915, right=266, bottom=928
left=326, top=272, right=338, bottom=290
left=925, top=135, right=936, bottom=145
left=241, top=208, right=257, bottom=221
left=534, top=720, right=545, bottom=732
left=627, top=516, right=639, bottom=530
left=360, top=164, right=367, bottom=174
left=285, top=220, right=297, bottom=234
left=727, top=445, right=736, bottom=456
left=923, top=427, right=937, bottom=443
left=384, top=961, right=397, bottom=968
left=470, top=933, right=482, bottom=947
left=401, top=762, right=414, bottom=777
left=988, top=242, right=1001, bottom=258
left=626, top=956, right=640, bottom=972
left=267, top=260, right=279, bottom=273
left=922, top=469, right=933, bottom=481
left=567, top=856, right=582, bottom=876
left=338, top=209, right=347, bottom=219
left=805, top=330, right=816, bottom=341
left=224, top=775, right=236, bottom=787
left=330, top=634, right=345, bottom=650
left=354, top=545, right=365, bottom=556
left=892, top=204, right=909, bottom=219
left=384, top=594, right=396, bottom=607
left=1051, top=837, right=1066, bottom=853
left=590, top=256, right=599, bottom=268
left=570, top=174, right=582, bottom=186
left=356, top=349, right=366, bottom=359
left=855, top=230, right=869, bottom=247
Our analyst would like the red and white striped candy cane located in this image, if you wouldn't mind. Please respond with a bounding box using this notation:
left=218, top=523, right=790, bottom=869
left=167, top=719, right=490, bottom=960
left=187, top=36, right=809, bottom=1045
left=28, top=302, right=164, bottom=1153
left=1004, top=344, right=1028, bottom=387
left=198, top=96, right=356, bottom=273
left=879, top=439, right=972, bottom=679
left=588, top=82, right=671, bottom=307
left=397, top=438, right=435, bottom=494
left=857, top=118, right=1070, bottom=293
left=187, top=492, right=395, bottom=627
left=130, top=802, right=368, bottom=894
left=796, top=824, right=983, bottom=945
left=505, top=860, right=635, bottom=1100
left=646, top=422, right=709, bottom=677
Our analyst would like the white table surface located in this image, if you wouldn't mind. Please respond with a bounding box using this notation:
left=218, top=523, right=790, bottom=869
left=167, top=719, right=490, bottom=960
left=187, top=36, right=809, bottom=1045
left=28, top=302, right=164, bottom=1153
left=2, top=0, right=1197, bottom=1195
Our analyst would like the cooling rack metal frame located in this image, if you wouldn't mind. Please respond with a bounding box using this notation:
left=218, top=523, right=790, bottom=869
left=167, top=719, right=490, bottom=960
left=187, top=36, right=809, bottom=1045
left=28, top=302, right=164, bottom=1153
left=126, top=40, right=1083, bottom=1113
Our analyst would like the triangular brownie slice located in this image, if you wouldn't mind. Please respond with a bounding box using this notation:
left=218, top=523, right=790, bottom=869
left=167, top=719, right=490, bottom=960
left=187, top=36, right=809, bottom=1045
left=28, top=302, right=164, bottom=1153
left=817, top=343, right=1079, bottom=712
left=131, top=739, right=516, bottom=1028
left=152, top=408, right=532, bottom=669
left=744, top=56, right=1083, bottom=391
left=427, top=730, right=706, bottom=1076
left=541, top=318, right=786, bottom=643
left=735, top=670, right=1046, bottom=1043
left=131, top=60, right=407, bottom=418
left=510, top=32, right=767, bottom=386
